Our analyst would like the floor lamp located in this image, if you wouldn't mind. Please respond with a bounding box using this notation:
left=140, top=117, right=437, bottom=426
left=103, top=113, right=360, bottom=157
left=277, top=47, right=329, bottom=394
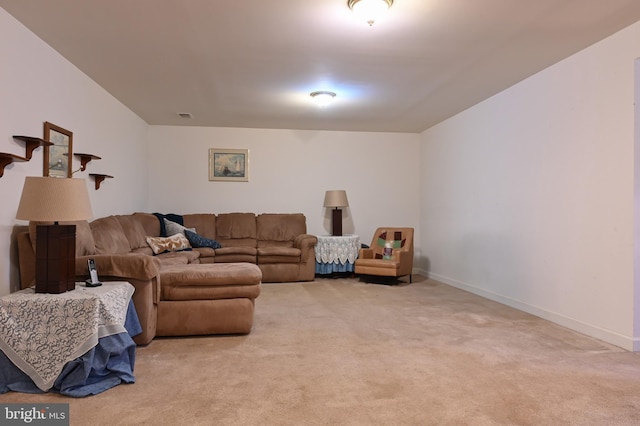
left=16, top=177, right=93, bottom=293
left=324, top=190, right=349, bottom=236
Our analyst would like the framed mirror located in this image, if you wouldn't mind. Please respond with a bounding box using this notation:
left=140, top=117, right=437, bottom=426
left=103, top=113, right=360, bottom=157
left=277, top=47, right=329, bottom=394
left=43, top=122, right=73, bottom=178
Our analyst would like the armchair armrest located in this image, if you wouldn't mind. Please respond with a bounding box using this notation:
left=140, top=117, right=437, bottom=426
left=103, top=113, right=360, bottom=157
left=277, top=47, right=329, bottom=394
left=359, top=248, right=374, bottom=259
left=392, top=250, right=413, bottom=275
left=392, top=250, right=411, bottom=261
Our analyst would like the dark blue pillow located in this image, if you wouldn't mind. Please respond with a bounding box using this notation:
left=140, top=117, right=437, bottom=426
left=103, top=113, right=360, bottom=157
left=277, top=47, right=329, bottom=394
left=185, top=230, right=222, bottom=249
left=153, top=213, right=184, bottom=237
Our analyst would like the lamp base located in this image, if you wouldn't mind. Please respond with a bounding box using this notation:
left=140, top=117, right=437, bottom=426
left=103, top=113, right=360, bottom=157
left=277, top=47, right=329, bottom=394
left=35, top=224, right=76, bottom=294
left=331, top=208, right=343, bottom=237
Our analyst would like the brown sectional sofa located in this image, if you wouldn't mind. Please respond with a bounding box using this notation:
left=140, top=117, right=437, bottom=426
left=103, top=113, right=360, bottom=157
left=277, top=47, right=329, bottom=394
left=16, top=212, right=317, bottom=345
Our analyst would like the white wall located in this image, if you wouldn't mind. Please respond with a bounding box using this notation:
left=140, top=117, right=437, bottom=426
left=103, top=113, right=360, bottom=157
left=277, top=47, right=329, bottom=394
left=421, top=20, right=640, bottom=350
left=0, top=8, right=149, bottom=295
left=634, top=59, right=640, bottom=346
left=147, top=126, right=421, bottom=252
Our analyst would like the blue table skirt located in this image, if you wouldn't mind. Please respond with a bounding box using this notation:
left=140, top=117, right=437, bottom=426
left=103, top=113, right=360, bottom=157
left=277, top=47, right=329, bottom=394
left=315, top=261, right=355, bottom=274
left=0, top=301, right=141, bottom=397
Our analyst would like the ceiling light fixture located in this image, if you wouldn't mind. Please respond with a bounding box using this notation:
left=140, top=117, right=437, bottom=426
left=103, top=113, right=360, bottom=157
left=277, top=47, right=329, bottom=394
left=310, top=91, right=336, bottom=107
left=348, top=0, right=393, bottom=26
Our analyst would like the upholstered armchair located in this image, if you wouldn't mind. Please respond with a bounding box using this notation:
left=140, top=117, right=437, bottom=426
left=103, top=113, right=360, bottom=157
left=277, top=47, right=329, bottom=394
left=355, top=227, right=414, bottom=283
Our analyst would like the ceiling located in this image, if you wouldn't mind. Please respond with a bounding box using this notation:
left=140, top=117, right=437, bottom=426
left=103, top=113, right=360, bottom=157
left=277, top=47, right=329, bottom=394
left=3, top=1, right=640, bottom=133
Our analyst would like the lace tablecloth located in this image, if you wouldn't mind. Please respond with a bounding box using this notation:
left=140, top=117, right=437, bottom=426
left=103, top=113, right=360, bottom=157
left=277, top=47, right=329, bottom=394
left=315, top=235, right=360, bottom=273
left=0, top=282, right=134, bottom=391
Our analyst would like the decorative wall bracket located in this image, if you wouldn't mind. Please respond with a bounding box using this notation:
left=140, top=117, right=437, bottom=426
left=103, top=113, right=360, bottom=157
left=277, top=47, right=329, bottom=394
left=74, top=153, right=102, bottom=172
left=0, top=136, right=53, bottom=177
left=89, top=173, right=113, bottom=190
left=0, top=153, right=28, bottom=177
left=13, top=136, right=53, bottom=160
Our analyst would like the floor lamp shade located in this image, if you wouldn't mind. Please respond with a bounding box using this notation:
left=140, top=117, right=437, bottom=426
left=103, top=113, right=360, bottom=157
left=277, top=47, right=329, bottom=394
left=324, top=190, right=349, bottom=237
left=16, top=177, right=93, bottom=293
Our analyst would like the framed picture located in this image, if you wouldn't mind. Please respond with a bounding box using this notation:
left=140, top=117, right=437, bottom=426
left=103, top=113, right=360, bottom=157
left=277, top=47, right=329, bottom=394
left=209, top=148, right=249, bottom=182
left=43, top=122, right=73, bottom=178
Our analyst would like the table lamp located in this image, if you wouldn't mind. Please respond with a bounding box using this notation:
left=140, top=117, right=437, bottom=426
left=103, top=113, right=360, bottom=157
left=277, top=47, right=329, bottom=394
left=324, top=190, right=349, bottom=236
left=16, top=177, right=93, bottom=293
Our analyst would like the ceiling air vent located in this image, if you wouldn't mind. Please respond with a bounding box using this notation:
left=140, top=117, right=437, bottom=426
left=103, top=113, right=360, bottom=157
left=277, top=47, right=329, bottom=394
left=177, top=112, right=193, bottom=119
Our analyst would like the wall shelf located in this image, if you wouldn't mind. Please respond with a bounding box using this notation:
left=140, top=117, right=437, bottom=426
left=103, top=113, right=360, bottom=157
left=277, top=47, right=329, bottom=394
left=74, top=153, right=102, bottom=172
left=12, top=136, right=53, bottom=160
left=0, top=153, right=28, bottom=177
left=1, top=135, right=54, bottom=178
left=89, top=173, right=113, bottom=190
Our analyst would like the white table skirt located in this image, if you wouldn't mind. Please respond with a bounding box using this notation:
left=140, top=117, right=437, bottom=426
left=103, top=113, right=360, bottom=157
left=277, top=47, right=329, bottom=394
left=315, top=235, right=360, bottom=273
left=0, top=282, right=134, bottom=391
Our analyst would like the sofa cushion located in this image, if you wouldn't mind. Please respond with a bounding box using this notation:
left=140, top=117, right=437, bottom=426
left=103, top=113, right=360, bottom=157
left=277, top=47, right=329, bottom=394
left=185, top=230, right=222, bottom=249
left=256, top=213, right=306, bottom=243
left=183, top=214, right=217, bottom=240
left=160, top=263, right=262, bottom=301
left=133, top=212, right=162, bottom=237
left=76, top=220, right=97, bottom=256
left=192, top=248, right=215, bottom=263
left=154, top=250, right=200, bottom=266
left=91, top=216, right=131, bottom=255
left=213, top=246, right=257, bottom=263
left=216, top=213, right=256, bottom=239
left=155, top=256, right=189, bottom=267
left=29, top=220, right=96, bottom=256
left=146, top=234, right=191, bottom=255
left=257, top=246, right=301, bottom=264
left=116, top=215, right=149, bottom=250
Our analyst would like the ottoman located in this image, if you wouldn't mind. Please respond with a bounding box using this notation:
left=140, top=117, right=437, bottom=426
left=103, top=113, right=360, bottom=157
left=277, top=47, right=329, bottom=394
left=156, top=263, right=262, bottom=336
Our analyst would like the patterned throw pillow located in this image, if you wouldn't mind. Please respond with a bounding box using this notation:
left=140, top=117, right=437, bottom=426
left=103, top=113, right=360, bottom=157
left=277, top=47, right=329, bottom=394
left=146, top=233, right=192, bottom=255
left=185, top=230, right=222, bottom=249
left=164, top=218, right=195, bottom=236
left=375, top=231, right=406, bottom=260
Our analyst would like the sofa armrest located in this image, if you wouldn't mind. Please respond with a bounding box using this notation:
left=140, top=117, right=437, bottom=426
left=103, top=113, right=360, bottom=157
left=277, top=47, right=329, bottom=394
left=75, top=254, right=159, bottom=281
left=294, top=234, right=318, bottom=262
left=75, top=253, right=160, bottom=344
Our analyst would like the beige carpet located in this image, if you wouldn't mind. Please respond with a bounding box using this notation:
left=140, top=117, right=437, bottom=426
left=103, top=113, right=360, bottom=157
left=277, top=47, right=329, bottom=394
left=3, top=276, right=640, bottom=425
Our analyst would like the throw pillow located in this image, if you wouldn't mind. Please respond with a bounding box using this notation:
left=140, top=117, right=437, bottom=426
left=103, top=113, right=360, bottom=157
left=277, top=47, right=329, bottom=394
left=375, top=231, right=406, bottom=260
left=146, top=233, right=192, bottom=255
left=164, top=218, right=195, bottom=236
left=185, top=230, right=222, bottom=249
left=153, top=213, right=184, bottom=236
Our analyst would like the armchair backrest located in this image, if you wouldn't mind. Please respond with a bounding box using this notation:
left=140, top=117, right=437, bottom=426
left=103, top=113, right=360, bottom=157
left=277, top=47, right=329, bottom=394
left=367, top=227, right=414, bottom=261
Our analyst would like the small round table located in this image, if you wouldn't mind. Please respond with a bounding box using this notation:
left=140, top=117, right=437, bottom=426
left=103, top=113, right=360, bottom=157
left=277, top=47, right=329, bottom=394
left=315, top=234, right=360, bottom=274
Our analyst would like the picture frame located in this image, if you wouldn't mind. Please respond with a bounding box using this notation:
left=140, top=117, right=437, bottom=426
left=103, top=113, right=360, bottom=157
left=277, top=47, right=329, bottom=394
left=209, top=148, right=249, bottom=182
left=43, top=122, right=73, bottom=178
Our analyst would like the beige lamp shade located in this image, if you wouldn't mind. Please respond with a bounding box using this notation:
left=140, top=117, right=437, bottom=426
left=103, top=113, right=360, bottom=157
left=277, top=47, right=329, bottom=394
left=323, top=190, right=349, bottom=208
left=16, top=176, right=93, bottom=222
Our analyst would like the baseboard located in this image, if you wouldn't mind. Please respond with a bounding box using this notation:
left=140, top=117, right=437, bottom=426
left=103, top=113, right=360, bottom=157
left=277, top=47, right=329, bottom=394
left=424, top=271, right=637, bottom=352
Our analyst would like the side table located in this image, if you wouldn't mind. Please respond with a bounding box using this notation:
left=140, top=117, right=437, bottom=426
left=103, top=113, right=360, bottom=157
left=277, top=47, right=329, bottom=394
left=0, top=281, right=139, bottom=396
left=315, top=234, right=360, bottom=274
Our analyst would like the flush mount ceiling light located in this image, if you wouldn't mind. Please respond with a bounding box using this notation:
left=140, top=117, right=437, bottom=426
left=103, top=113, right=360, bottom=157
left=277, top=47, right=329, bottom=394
left=310, top=91, right=336, bottom=107
left=348, top=0, right=393, bottom=26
